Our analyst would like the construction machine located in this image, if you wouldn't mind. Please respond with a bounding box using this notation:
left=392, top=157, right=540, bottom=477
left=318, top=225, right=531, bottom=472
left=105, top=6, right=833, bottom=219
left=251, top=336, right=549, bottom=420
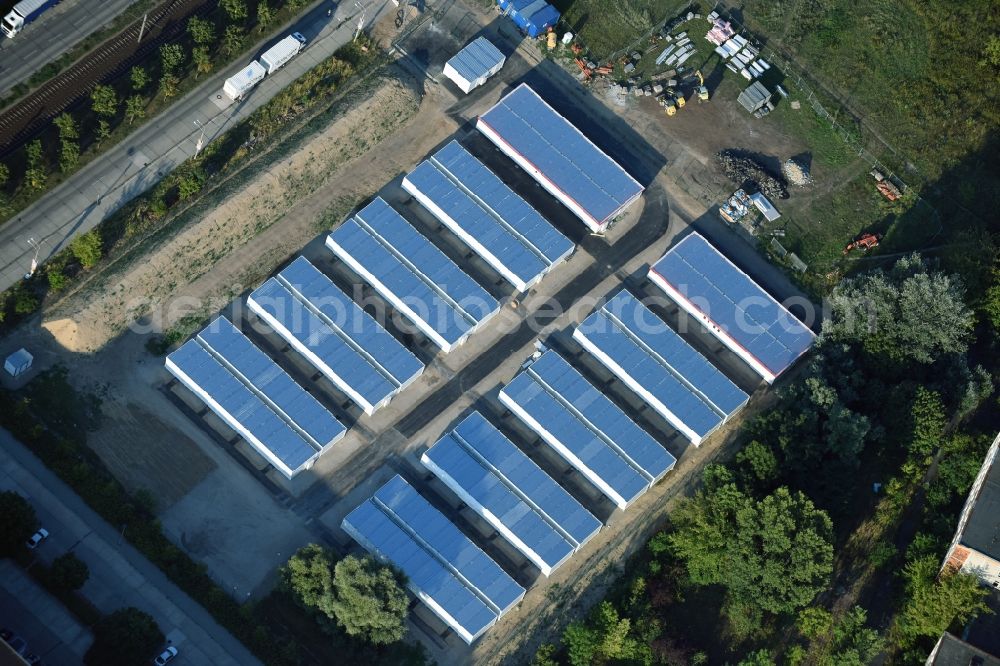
left=695, top=70, right=709, bottom=101
left=843, top=232, right=882, bottom=255
left=673, top=90, right=686, bottom=108
left=870, top=169, right=902, bottom=201
left=660, top=94, right=677, bottom=116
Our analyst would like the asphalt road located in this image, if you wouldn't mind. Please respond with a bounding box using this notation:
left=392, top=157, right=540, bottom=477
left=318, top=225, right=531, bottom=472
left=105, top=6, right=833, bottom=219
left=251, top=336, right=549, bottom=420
left=0, top=427, right=262, bottom=666
left=0, top=0, right=390, bottom=291
left=0, top=0, right=140, bottom=96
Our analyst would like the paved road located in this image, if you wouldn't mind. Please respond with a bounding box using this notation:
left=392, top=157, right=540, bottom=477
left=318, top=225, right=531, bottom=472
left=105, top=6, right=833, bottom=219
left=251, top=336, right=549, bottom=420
left=0, top=0, right=390, bottom=290
left=0, top=0, right=140, bottom=96
left=0, top=427, right=261, bottom=666
left=0, top=560, right=92, bottom=664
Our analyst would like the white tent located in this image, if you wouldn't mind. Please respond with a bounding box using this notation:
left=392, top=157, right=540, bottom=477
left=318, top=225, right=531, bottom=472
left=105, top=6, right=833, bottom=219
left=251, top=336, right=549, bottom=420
left=4, top=348, right=33, bottom=378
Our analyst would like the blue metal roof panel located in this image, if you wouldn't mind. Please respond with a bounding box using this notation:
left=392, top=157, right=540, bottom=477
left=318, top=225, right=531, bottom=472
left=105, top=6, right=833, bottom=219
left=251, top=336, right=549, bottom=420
left=343, top=496, right=497, bottom=641
left=478, top=84, right=643, bottom=225
left=425, top=412, right=599, bottom=570
left=602, top=291, right=749, bottom=415
left=578, top=291, right=748, bottom=439
left=528, top=351, right=676, bottom=477
left=195, top=318, right=346, bottom=447
left=446, top=37, right=505, bottom=83
left=649, top=233, right=815, bottom=377
left=327, top=198, right=499, bottom=348
left=168, top=340, right=318, bottom=471
left=406, top=141, right=572, bottom=288
left=249, top=257, right=423, bottom=409
left=374, top=475, right=524, bottom=614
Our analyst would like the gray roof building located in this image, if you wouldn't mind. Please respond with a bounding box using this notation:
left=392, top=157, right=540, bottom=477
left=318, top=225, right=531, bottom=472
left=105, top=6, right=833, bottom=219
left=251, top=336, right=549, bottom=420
left=943, top=431, right=1000, bottom=589
left=927, top=632, right=1000, bottom=666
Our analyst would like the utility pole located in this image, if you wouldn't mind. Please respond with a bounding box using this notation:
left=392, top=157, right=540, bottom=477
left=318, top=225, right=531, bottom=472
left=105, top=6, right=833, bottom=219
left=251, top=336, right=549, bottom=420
left=194, top=120, right=205, bottom=156
left=137, top=13, right=148, bottom=44
left=23, top=237, right=43, bottom=279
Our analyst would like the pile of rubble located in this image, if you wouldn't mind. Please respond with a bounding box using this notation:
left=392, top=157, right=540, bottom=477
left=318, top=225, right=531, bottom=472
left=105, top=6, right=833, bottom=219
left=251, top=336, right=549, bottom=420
left=716, top=150, right=789, bottom=200
left=782, top=158, right=812, bottom=186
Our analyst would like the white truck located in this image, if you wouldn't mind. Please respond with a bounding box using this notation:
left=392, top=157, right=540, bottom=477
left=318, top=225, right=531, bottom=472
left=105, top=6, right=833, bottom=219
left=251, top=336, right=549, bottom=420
left=259, top=35, right=303, bottom=75
left=2, top=0, right=60, bottom=38
left=221, top=32, right=306, bottom=100
left=223, top=61, right=267, bottom=100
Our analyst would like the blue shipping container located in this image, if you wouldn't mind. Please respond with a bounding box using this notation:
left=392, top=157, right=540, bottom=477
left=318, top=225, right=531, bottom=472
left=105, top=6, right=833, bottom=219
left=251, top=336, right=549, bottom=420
left=499, top=0, right=560, bottom=38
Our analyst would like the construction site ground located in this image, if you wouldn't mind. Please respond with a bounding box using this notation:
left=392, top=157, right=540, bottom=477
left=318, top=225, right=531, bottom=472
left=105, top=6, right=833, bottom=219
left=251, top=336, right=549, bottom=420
left=0, top=0, right=841, bottom=662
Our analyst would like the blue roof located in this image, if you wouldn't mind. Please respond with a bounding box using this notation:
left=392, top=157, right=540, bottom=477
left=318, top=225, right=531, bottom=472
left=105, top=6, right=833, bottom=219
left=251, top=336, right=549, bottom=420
left=499, top=350, right=676, bottom=508
left=422, top=411, right=600, bottom=574
left=342, top=475, right=525, bottom=643
left=445, top=37, right=505, bottom=83
left=325, top=197, right=499, bottom=351
left=649, top=232, right=816, bottom=378
left=403, top=140, right=573, bottom=291
left=477, top=83, right=643, bottom=229
left=575, top=290, right=748, bottom=443
left=247, top=257, right=424, bottom=415
left=165, top=317, right=345, bottom=476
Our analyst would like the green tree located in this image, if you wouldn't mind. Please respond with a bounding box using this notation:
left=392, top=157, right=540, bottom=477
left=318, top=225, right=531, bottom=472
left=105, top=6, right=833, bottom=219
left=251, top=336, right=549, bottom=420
left=130, top=65, right=149, bottom=92
left=562, top=619, right=599, bottom=666
left=192, top=46, right=212, bottom=78
left=186, top=16, right=215, bottom=45
left=895, top=556, right=990, bottom=645
left=984, top=263, right=1000, bottom=330
left=13, top=286, right=38, bottom=314
left=735, top=439, right=779, bottom=491
left=125, top=95, right=146, bottom=125
left=159, top=43, right=185, bottom=74
left=901, top=387, right=946, bottom=479
left=90, top=84, right=118, bottom=118
left=531, top=643, right=559, bottom=666
left=96, top=119, right=111, bottom=146
left=176, top=168, right=205, bottom=200
left=823, top=253, right=974, bottom=364
left=0, top=491, right=37, bottom=555
left=982, top=35, right=1000, bottom=67
left=286, top=0, right=308, bottom=8
left=330, top=555, right=408, bottom=645
left=47, top=267, right=67, bottom=291
left=0, top=162, right=9, bottom=188
left=256, top=0, right=273, bottom=31
left=829, top=606, right=882, bottom=666
left=222, top=25, right=245, bottom=56
left=561, top=601, right=645, bottom=665
left=797, top=606, right=833, bottom=640
left=25, top=139, right=46, bottom=191
left=669, top=480, right=834, bottom=615
left=54, top=113, right=80, bottom=173
left=70, top=230, right=103, bottom=268
left=738, top=649, right=776, bottom=666
left=158, top=74, right=180, bottom=100
left=220, top=0, right=247, bottom=22
left=281, top=543, right=336, bottom=616
left=49, top=552, right=89, bottom=591
left=84, top=607, right=163, bottom=666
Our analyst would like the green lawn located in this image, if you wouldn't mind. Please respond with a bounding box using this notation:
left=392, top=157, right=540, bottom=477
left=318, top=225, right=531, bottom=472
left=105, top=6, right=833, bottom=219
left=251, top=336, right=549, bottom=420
left=552, top=0, right=689, bottom=59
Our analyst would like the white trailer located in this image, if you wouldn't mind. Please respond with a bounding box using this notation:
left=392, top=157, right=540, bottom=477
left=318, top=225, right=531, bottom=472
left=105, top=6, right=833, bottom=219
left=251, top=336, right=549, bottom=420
left=259, top=35, right=302, bottom=75
left=224, top=61, right=266, bottom=100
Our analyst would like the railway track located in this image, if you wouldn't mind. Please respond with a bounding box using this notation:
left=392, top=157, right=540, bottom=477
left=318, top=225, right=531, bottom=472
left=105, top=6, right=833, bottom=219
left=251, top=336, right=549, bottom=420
left=0, top=0, right=213, bottom=155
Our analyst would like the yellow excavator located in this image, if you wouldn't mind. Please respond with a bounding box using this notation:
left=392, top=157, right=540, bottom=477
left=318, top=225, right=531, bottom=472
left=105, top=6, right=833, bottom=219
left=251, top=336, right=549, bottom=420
left=695, top=70, right=709, bottom=102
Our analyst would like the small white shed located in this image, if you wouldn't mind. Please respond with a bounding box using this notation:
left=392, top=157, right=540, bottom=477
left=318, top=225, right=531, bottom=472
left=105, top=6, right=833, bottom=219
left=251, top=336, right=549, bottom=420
left=4, top=348, right=33, bottom=378
left=443, top=37, right=506, bottom=94
left=750, top=192, right=781, bottom=221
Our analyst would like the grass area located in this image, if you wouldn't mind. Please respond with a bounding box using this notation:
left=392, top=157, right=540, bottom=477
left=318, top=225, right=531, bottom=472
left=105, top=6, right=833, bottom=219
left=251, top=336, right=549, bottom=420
left=551, top=0, right=690, bottom=60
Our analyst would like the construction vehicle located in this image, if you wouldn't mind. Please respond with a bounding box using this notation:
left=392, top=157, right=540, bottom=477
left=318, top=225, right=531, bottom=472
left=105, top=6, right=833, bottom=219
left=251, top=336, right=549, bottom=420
left=843, top=232, right=882, bottom=255
left=546, top=27, right=556, bottom=50
left=674, top=90, right=686, bottom=108
left=695, top=70, right=709, bottom=101
left=660, top=94, right=677, bottom=116
left=870, top=169, right=902, bottom=201
left=574, top=58, right=592, bottom=79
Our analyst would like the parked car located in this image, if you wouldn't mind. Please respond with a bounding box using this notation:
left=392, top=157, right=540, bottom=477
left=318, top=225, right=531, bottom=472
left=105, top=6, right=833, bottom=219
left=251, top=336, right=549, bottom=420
left=25, top=528, right=49, bottom=549
left=154, top=646, right=178, bottom=665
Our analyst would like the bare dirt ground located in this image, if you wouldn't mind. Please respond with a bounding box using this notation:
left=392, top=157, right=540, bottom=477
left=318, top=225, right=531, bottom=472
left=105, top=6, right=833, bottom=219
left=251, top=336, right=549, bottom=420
left=42, top=75, right=424, bottom=352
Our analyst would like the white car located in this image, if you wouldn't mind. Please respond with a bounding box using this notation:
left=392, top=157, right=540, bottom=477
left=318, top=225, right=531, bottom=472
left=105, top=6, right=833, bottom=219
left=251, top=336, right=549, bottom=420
left=154, top=646, right=178, bottom=665
left=25, top=528, right=48, bottom=549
